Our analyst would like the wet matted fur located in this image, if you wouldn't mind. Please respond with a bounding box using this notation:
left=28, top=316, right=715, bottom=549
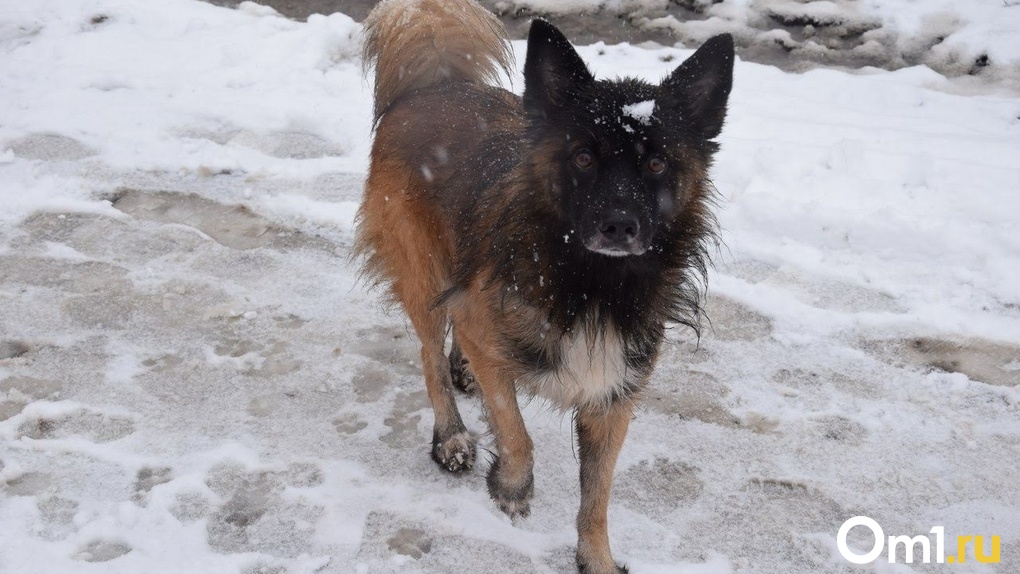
left=357, top=0, right=734, bottom=571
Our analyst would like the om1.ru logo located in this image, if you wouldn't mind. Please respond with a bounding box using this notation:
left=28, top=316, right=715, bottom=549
left=838, top=516, right=1001, bottom=564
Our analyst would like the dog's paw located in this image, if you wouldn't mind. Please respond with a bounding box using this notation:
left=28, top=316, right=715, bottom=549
left=576, top=557, right=628, bottom=574
left=431, top=430, right=476, bottom=473
left=576, top=543, right=628, bottom=574
left=486, top=456, right=533, bottom=522
left=449, top=356, right=478, bottom=395
left=495, top=494, right=531, bottom=522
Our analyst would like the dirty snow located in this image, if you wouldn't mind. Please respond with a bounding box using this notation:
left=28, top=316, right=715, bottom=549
left=1, top=1, right=1019, bottom=573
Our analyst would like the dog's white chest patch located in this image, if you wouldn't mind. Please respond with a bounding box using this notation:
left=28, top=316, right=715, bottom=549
left=526, top=326, right=629, bottom=409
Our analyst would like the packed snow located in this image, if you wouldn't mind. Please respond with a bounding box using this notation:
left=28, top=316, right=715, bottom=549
left=622, top=100, right=656, bottom=125
left=1, top=1, right=1018, bottom=573
left=494, top=0, right=1020, bottom=91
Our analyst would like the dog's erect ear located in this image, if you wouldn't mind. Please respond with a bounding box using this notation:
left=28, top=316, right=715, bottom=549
left=659, top=34, right=735, bottom=140
left=523, top=19, right=594, bottom=114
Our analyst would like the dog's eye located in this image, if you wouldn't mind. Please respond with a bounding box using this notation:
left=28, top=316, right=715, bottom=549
left=646, top=156, right=667, bottom=175
left=573, top=150, right=595, bottom=170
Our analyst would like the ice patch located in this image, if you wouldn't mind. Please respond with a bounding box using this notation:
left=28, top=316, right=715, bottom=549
left=260, top=195, right=358, bottom=233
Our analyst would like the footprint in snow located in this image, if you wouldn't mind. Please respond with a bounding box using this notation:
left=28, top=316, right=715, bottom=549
left=17, top=409, right=135, bottom=443
left=4, top=133, right=96, bottom=161
left=133, top=466, right=173, bottom=506
left=203, top=460, right=325, bottom=557
left=73, top=539, right=132, bottom=562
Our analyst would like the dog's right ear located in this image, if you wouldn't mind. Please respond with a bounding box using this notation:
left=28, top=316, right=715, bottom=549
left=659, top=34, right=735, bottom=140
left=523, top=19, right=594, bottom=115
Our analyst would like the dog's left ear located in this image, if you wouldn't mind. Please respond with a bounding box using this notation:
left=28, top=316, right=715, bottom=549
left=659, top=34, right=735, bottom=140
left=523, top=19, right=595, bottom=115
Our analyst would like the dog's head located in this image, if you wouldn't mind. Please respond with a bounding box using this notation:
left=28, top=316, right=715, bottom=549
left=522, top=20, right=734, bottom=258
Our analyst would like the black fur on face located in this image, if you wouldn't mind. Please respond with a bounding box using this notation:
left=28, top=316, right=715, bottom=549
left=522, top=20, right=733, bottom=261
left=530, top=78, right=682, bottom=258
left=495, top=20, right=734, bottom=336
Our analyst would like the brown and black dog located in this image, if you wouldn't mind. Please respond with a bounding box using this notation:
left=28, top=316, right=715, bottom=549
left=357, top=0, right=733, bottom=571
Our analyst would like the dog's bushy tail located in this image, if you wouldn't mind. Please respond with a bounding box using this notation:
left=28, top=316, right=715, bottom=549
left=362, top=0, right=514, bottom=124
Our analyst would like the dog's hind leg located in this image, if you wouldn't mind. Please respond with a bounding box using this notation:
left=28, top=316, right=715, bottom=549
left=363, top=166, right=475, bottom=474
left=449, top=330, right=478, bottom=395
left=414, top=309, right=476, bottom=473
left=575, top=399, right=633, bottom=574
left=395, top=282, right=475, bottom=473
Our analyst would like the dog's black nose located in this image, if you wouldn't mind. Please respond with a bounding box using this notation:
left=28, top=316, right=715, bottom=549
left=584, top=210, right=647, bottom=256
left=599, top=211, right=640, bottom=244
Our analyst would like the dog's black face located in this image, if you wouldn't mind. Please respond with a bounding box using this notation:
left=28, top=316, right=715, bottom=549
left=522, top=20, right=734, bottom=259
left=555, top=81, right=675, bottom=257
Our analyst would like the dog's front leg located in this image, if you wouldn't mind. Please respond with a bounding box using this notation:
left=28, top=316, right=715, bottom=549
left=459, top=339, right=534, bottom=520
left=575, top=399, right=633, bottom=574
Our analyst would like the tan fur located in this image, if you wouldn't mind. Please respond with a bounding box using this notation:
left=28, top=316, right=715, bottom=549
left=361, top=0, right=514, bottom=123
left=576, top=401, right=633, bottom=573
left=359, top=157, right=464, bottom=439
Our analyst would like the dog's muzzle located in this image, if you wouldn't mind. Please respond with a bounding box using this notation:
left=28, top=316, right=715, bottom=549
left=584, top=210, right=647, bottom=256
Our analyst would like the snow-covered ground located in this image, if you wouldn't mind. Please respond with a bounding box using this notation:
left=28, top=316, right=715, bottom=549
left=1, top=1, right=1018, bottom=573
left=492, top=0, right=1020, bottom=92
